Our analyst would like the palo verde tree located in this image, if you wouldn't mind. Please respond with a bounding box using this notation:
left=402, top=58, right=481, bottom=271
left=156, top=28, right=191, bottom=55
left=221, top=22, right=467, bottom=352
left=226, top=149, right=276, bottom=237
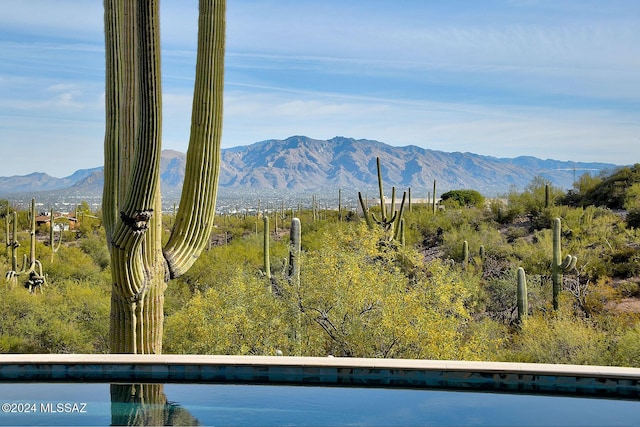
left=103, top=0, right=225, bottom=354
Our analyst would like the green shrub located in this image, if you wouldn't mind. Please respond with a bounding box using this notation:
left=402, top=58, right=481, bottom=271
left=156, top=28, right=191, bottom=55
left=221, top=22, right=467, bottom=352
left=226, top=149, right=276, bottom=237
left=440, top=189, right=485, bottom=208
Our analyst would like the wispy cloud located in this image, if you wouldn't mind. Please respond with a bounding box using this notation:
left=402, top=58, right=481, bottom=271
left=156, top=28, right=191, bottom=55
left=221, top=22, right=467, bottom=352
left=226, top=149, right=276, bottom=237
left=0, top=0, right=639, bottom=177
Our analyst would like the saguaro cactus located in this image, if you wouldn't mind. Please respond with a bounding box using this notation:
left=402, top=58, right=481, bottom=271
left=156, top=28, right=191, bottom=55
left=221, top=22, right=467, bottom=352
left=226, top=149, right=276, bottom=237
left=517, top=267, right=528, bottom=323
left=357, top=157, right=405, bottom=240
left=462, top=240, right=469, bottom=267
left=263, top=215, right=271, bottom=283
left=6, top=198, right=46, bottom=292
left=552, top=217, right=577, bottom=310
left=103, top=0, right=225, bottom=353
left=5, top=211, right=19, bottom=285
left=288, top=218, right=301, bottom=289
left=432, top=179, right=437, bottom=214
left=544, top=184, right=551, bottom=209
left=49, top=206, right=63, bottom=262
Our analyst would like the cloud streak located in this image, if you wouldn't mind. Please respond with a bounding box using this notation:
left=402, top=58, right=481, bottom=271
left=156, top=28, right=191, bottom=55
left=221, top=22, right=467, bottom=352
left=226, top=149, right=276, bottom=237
left=0, top=0, right=638, bottom=177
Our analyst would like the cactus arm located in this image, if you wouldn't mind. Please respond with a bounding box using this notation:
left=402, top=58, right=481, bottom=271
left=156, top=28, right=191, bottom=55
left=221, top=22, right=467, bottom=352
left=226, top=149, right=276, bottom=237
left=162, top=0, right=225, bottom=278
left=49, top=206, right=63, bottom=261
left=390, top=186, right=396, bottom=220
left=560, top=254, right=573, bottom=270
left=552, top=217, right=577, bottom=310
left=392, top=191, right=407, bottom=241
left=358, top=191, right=373, bottom=229
left=376, top=157, right=386, bottom=220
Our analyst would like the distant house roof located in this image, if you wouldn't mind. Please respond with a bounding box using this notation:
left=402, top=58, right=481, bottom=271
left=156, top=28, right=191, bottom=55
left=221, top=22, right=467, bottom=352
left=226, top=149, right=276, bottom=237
left=35, top=213, right=78, bottom=225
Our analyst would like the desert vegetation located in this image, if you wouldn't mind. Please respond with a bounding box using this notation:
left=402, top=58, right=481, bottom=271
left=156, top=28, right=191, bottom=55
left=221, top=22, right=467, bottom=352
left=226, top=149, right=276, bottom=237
left=1, top=165, right=640, bottom=366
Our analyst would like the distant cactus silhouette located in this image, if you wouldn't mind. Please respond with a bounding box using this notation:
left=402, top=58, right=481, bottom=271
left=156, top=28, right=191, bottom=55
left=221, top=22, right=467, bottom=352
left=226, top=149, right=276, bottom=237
left=5, top=198, right=46, bottom=292
left=358, top=157, right=405, bottom=240
left=552, top=217, right=577, bottom=310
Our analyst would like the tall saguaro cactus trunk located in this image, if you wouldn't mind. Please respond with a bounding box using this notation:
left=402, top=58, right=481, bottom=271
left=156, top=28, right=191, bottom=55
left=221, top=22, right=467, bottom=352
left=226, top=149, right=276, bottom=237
left=103, top=0, right=225, bottom=354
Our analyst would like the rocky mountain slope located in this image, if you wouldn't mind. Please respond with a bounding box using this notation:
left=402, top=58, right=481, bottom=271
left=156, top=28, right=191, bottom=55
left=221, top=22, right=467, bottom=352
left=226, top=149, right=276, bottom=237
left=0, top=136, right=618, bottom=200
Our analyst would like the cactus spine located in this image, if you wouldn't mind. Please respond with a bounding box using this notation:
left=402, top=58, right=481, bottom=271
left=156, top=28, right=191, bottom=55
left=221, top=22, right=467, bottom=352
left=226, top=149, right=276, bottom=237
left=552, top=217, right=577, bottom=310
left=517, top=267, right=528, bottom=323
left=103, top=0, right=225, bottom=353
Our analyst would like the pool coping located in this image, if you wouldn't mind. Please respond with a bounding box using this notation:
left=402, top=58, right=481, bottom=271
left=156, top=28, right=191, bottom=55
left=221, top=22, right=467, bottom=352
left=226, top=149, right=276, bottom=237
left=1, top=354, right=639, bottom=398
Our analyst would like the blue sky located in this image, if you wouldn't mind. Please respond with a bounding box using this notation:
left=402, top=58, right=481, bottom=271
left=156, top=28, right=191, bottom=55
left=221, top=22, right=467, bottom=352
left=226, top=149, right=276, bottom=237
left=0, top=0, right=638, bottom=177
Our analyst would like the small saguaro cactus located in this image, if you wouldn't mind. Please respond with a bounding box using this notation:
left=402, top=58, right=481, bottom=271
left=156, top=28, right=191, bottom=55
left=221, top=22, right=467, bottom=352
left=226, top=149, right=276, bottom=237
left=49, top=206, right=63, bottom=262
left=462, top=240, right=469, bottom=268
left=552, top=217, right=577, bottom=310
left=5, top=211, right=20, bottom=285
left=288, top=217, right=301, bottom=289
left=263, top=215, right=271, bottom=284
left=4, top=204, right=10, bottom=256
left=432, top=179, right=437, bottom=214
left=517, top=267, right=528, bottom=324
left=544, top=184, right=551, bottom=209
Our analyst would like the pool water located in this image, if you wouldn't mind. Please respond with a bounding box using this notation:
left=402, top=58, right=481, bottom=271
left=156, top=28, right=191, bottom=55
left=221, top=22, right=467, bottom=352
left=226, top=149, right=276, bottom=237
left=1, top=383, right=639, bottom=426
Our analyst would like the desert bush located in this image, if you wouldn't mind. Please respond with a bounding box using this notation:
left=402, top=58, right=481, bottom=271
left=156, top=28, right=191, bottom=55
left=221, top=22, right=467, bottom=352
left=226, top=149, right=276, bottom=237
left=0, top=279, right=109, bottom=353
left=610, top=323, right=640, bottom=367
left=503, top=302, right=611, bottom=365
left=164, top=269, right=292, bottom=355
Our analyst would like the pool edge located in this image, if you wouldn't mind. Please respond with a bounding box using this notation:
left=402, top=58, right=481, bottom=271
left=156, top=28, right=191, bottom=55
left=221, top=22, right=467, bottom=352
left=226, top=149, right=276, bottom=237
left=0, top=355, right=638, bottom=398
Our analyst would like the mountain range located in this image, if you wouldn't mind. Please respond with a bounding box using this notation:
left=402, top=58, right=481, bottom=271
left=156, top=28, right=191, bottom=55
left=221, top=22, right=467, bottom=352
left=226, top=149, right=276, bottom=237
left=0, top=136, right=619, bottom=202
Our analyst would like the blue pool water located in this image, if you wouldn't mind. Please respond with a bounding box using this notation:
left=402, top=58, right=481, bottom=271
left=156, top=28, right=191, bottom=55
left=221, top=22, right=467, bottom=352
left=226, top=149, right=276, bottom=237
left=1, top=383, right=639, bottom=426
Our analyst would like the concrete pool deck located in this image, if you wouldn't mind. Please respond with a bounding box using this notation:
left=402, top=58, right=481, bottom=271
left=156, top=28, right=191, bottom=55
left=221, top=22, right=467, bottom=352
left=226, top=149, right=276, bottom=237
left=0, top=354, right=638, bottom=398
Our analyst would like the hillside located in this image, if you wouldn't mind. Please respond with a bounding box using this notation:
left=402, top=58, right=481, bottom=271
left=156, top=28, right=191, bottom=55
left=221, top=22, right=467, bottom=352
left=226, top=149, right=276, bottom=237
left=0, top=136, right=618, bottom=200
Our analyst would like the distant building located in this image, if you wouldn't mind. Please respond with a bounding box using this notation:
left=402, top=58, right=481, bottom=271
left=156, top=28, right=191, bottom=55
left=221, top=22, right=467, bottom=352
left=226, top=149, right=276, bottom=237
left=35, top=212, right=78, bottom=231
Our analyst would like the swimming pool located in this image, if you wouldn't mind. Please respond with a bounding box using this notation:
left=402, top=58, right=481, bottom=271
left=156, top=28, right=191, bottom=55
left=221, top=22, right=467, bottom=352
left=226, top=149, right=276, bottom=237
left=2, top=382, right=640, bottom=426
left=0, top=355, right=638, bottom=426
